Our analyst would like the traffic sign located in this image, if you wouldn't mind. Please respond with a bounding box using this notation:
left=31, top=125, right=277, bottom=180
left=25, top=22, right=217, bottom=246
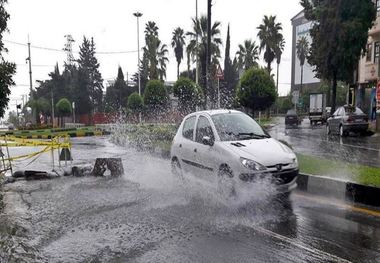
left=216, top=65, right=224, bottom=80
left=292, top=90, right=299, bottom=104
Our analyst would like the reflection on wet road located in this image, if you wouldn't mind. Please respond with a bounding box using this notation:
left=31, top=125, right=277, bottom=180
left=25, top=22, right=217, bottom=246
left=3, top=137, right=380, bottom=262
left=269, top=117, right=380, bottom=168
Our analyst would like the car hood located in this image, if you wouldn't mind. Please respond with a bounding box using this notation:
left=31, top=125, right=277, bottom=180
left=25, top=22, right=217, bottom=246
left=222, top=138, right=296, bottom=166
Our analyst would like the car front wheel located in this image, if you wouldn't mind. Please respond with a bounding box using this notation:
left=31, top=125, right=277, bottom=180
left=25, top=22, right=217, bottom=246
left=339, top=125, right=347, bottom=137
left=171, top=158, right=183, bottom=179
left=326, top=124, right=331, bottom=135
left=217, top=165, right=236, bottom=199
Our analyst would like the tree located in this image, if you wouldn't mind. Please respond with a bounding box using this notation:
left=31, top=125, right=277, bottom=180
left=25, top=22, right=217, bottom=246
left=296, top=36, right=309, bottom=95
left=173, top=77, right=203, bottom=114
left=56, top=98, right=72, bottom=126
left=236, top=39, right=259, bottom=71
left=143, top=80, right=169, bottom=112
left=257, top=15, right=283, bottom=74
left=171, top=27, right=186, bottom=80
left=105, top=66, right=129, bottom=112
left=77, top=36, right=104, bottom=118
left=223, top=25, right=239, bottom=108
left=127, top=92, right=144, bottom=112
left=236, top=68, right=276, bottom=113
left=275, top=37, right=285, bottom=93
left=301, top=0, right=376, bottom=113
left=0, top=0, right=16, bottom=118
left=28, top=97, right=50, bottom=124
left=187, top=15, right=222, bottom=103
left=144, top=21, right=169, bottom=80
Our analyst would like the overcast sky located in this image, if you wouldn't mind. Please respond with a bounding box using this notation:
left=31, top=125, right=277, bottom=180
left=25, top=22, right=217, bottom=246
left=4, top=0, right=302, bottom=114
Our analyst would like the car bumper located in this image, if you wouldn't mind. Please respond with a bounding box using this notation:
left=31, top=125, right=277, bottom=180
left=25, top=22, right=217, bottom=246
left=239, top=169, right=299, bottom=193
left=342, top=123, right=368, bottom=132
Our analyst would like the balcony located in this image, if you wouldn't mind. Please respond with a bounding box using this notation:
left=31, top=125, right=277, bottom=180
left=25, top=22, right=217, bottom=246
left=364, top=63, right=379, bottom=81
left=369, top=16, right=380, bottom=36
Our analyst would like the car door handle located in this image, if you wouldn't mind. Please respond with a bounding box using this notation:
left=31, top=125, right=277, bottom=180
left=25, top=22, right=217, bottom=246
left=179, top=144, right=182, bottom=148
left=194, top=148, right=197, bottom=153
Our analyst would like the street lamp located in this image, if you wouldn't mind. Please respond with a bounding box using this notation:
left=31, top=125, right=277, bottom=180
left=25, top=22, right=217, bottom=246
left=133, top=11, right=143, bottom=97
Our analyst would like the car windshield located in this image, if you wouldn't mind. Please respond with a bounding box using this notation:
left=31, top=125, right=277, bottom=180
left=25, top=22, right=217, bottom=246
left=344, top=106, right=364, bottom=115
left=286, top=110, right=297, bottom=115
left=211, top=112, right=269, bottom=141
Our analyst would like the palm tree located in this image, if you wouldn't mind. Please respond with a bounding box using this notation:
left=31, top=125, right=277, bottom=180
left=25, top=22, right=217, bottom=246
left=157, top=41, right=169, bottom=80
left=143, top=21, right=169, bottom=80
left=235, top=39, right=259, bottom=71
left=275, top=37, right=285, bottom=92
left=187, top=15, right=222, bottom=93
left=171, top=27, right=186, bottom=80
left=296, top=36, right=309, bottom=94
left=257, top=15, right=283, bottom=74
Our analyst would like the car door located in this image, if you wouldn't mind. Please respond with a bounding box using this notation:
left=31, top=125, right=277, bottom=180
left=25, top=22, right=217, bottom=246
left=192, top=115, right=217, bottom=179
left=177, top=115, right=197, bottom=173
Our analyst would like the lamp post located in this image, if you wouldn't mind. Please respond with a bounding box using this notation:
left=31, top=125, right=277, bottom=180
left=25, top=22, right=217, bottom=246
left=133, top=12, right=143, bottom=97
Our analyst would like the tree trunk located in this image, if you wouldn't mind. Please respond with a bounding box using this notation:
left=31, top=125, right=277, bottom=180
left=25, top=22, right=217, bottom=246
left=331, top=73, right=337, bottom=114
left=177, top=62, right=180, bottom=80
left=300, top=65, right=304, bottom=95
left=267, top=61, right=271, bottom=74
left=276, top=62, right=279, bottom=94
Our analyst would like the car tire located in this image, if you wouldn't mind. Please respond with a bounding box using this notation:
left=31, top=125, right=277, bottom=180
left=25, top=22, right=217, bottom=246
left=339, top=125, right=347, bottom=137
left=326, top=124, right=331, bottom=135
left=217, top=165, right=236, bottom=199
left=171, top=158, right=183, bottom=179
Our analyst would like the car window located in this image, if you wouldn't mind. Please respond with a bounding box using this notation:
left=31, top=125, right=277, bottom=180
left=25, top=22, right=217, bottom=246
left=333, top=108, right=340, bottom=116
left=211, top=112, right=268, bottom=141
left=195, top=116, right=214, bottom=143
left=182, top=116, right=196, bottom=140
left=344, top=106, right=364, bottom=115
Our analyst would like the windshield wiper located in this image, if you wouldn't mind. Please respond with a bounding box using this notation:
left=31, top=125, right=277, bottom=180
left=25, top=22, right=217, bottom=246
left=237, top=132, right=269, bottom=139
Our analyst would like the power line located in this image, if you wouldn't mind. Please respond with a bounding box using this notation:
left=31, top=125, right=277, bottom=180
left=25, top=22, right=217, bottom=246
left=4, top=39, right=139, bottom=55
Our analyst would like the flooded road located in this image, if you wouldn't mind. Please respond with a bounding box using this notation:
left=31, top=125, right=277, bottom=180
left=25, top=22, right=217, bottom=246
left=269, top=117, right=380, bottom=168
left=1, top=137, right=380, bottom=262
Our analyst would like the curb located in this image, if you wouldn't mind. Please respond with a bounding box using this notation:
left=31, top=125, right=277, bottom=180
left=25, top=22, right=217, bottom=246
left=297, top=173, right=380, bottom=207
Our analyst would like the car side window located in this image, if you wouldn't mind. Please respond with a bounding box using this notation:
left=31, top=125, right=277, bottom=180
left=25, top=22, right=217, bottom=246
left=182, top=116, right=196, bottom=140
left=195, top=116, right=214, bottom=143
left=333, top=108, right=340, bottom=116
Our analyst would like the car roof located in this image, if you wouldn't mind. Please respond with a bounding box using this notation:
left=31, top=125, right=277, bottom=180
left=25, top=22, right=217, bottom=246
left=184, top=109, right=243, bottom=118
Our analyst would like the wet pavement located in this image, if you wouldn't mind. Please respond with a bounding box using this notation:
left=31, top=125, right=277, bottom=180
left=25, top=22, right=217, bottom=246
left=268, top=117, right=380, bottom=168
left=1, top=137, right=380, bottom=262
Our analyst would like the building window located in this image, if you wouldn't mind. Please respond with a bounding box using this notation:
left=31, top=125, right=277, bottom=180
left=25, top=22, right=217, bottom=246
left=367, top=43, right=373, bottom=62
left=377, top=0, right=380, bottom=14
left=375, top=42, right=380, bottom=63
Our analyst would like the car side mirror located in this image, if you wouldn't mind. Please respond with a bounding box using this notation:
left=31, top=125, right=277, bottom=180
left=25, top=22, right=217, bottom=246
left=202, top=136, right=214, bottom=146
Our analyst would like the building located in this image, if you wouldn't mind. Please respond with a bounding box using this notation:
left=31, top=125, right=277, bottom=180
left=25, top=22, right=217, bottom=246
left=356, top=0, right=380, bottom=119
left=291, top=10, right=321, bottom=95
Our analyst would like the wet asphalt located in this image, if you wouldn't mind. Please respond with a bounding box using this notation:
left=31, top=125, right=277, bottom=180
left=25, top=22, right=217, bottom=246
left=268, top=117, right=380, bottom=168
left=2, top=136, right=380, bottom=262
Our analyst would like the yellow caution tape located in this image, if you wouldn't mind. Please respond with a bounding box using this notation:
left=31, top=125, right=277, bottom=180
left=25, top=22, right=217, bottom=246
left=0, top=135, right=71, bottom=148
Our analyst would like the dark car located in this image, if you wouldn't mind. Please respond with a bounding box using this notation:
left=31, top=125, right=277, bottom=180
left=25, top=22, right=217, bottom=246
left=285, top=109, right=300, bottom=127
left=326, top=106, right=368, bottom=137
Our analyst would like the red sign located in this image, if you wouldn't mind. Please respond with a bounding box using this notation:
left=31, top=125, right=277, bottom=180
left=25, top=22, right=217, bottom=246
left=216, top=65, right=224, bottom=80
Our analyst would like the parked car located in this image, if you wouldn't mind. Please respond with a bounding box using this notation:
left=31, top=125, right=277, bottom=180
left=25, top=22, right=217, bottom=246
left=326, top=106, right=369, bottom=137
left=285, top=109, right=301, bottom=127
left=171, top=110, right=299, bottom=196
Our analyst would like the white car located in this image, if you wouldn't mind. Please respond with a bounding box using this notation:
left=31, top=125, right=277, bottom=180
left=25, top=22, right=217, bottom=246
left=170, top=110, right=298, bottom=195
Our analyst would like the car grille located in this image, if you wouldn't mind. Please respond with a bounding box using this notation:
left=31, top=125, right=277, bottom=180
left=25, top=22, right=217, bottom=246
left=239, top=169, right=298, bottom=185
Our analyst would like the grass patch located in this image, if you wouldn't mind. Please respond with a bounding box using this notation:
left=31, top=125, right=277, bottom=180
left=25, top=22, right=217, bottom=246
left=297, top=154, right=380, bottom=187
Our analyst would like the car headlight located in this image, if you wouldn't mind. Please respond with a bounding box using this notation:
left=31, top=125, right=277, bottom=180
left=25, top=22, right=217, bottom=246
left=240, top=157, right=267, bottom=171
left=289, top=157, right=298, bottom=168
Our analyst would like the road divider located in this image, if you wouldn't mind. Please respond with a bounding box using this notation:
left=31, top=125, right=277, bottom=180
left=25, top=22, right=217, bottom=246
left=297, top=173, right=380, bottom=208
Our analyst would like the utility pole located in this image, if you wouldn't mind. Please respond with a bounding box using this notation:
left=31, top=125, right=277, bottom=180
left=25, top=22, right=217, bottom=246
left=206, top=0, right=212, bottom=109
left=134, top=11, right=143, bottom=123
left=195, top=0, right=199, bottom=85
left=51, top=89, right=55, bottom=127
left=26, top=35, right=35, bottom=123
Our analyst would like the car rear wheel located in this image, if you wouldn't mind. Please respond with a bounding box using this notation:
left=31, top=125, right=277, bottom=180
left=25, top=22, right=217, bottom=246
left=171, top=158, right=183, bottom=179
left=217, top=165, right=236, bottom=199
